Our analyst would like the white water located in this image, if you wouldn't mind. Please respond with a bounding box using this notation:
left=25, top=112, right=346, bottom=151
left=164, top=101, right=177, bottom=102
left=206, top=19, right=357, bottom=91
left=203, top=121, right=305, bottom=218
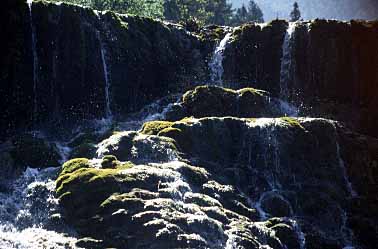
left=279, top=22, right=296, bottom=101
left=27, top=0, right=39, bottom=122
left=0, top=168, right=79, bottom=249
left=209, top=31, right=233, bottom=86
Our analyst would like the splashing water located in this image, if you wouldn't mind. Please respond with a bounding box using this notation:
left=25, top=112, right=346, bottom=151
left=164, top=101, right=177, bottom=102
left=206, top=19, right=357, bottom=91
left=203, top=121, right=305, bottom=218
left=209, top=31, right=233, bottom=86
left=0, top=168, right=79, bottom=249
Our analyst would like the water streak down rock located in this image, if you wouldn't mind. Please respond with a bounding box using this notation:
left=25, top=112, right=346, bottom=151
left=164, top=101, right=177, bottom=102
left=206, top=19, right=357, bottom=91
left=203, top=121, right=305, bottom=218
left=56, top=114, right=378, bottom=249
left=208, top=30, right=233, bottom=86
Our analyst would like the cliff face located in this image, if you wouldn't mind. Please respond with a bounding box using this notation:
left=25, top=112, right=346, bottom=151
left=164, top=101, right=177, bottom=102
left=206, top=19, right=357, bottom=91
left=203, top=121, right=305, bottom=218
left=1, top=1, right=378, bottom=139
left=223, top=20, right=378, bottom=138
left=0, top=1, right=211, bottom=136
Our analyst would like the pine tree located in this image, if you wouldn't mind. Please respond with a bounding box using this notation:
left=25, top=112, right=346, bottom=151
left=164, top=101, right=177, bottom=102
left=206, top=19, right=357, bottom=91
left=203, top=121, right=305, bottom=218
left=206, top=0, right=233, bottom=25
left=232, top=4, right=248, bottom=25
left=231, top=1, right=264, bottom=26
left=247, top=0, right=264, bottom=23
left=290, top=2, right=301, bottom=22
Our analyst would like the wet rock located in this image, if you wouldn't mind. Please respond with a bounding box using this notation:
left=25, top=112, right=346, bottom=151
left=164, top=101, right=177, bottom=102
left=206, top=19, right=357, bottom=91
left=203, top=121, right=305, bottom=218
left=260, top=194, right=292, bottom=217
left=55, top=117, right=378, bottom=248
left=1, top=1, right=211, bottom=137
left=56, top=161, right=244, bottom=248
left=165, top=85, right=290, bottom=121
left=271, top=224, right=300, bottom=249
left=101, top=155, right=119, bottom=169
left=11, top=134, right=62, bottom=168
left=97, top=131, right=179, bottom=164
left=75, top=237, right=104, bottom=249
left=0, top=134, right=62, bottom=181
left=69, top=142, right=97, bottom=159
left=337, top=127, right=378, bottom=248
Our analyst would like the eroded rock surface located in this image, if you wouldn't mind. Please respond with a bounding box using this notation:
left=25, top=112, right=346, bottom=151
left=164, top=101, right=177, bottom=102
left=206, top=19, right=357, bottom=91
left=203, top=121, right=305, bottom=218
left=56, top=114, right=377, bottom=248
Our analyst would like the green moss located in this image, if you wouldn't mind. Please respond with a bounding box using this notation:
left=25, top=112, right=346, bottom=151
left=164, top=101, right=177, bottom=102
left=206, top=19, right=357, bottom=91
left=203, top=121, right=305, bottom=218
left=100, top=155, right=134, bottom=169
left=178, top=117, right=196, bottom=123
left=141, top=121, right=174, bottom=135
left=237, top=88, right=266, bottom=97
left=280, top=117, right=305, bottom=129
left=61, top=158, right=90, bottom=175
left=56, top=167, right=121, bottom=198
left=182, top=85, right=236, bottom=104
left=119, top=161, right=134, bottom=169
left=157, top=127, right=182, bottom=137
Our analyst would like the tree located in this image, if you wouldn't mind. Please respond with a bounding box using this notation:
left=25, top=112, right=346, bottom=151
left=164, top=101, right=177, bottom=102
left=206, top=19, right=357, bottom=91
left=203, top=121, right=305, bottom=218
left=49, top=0, right=164, bottom=19
left=205, top=0, right=233, bottom=25
left=163, top=0, right=233, bottom=25
left=290, top=2, right=301, bottom=22
left=231, top=4, right=248, bottom=25
left=247, top=0, right=264, bottom=23
left=231, top=1, right=264, bottom=26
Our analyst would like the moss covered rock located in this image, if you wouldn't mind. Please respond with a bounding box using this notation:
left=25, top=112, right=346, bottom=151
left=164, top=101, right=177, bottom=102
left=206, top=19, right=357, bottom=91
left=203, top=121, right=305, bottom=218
left=141, top=121, right=174, bottom=135
left=56, top=117, right=378, bottom=248
left=60, top=158, right=90, bottom=175
left=56, top=159, right=252, bottom=248
left=165, top=85, right=293, bottom=121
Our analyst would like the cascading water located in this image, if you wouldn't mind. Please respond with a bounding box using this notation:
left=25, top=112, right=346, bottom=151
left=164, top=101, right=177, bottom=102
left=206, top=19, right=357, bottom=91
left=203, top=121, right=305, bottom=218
left=279, top=22, right=296, bottom=102
left=95, top=12, right=112, bottom=119
left=0, top=167, right=79, bottom=248
left=209, top=31, right=233, bottom=86
left=27, top=0, right=39, bottom=122
left=2, top=2, right=373, bottom=248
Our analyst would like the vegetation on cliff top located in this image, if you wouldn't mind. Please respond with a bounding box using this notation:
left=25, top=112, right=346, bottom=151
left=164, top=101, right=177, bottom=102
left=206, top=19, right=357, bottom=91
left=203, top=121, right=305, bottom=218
left=45, top=0, right=266, bottom=26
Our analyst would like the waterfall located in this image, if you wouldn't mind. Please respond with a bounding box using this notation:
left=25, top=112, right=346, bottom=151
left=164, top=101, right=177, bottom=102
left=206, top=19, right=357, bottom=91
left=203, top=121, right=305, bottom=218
left=95, top=12, right=112, bottom=119
left=0, top=168, right=79, bottom=248
left=279, top=22, right=296, bottom=101
left=209, top=31, right=233, bottom=86
left=27, top=0, right=39, bottom=122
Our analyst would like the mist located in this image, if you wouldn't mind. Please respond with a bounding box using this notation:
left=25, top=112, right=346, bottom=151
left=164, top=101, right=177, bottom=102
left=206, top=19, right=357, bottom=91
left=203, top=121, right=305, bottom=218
left=229, top=0, right=378, bottom=21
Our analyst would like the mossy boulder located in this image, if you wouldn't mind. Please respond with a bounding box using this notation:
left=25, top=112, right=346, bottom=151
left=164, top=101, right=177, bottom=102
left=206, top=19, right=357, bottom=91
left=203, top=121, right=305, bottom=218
left=141, top=121, right=174, bottom=135
left=55, top=117, right=377, bottom=248
left=56, top=160, right=247, bottom=248
left=60, top=158, right=90, bottom=175
left=101, top=155, right=119, bottom=169
left=97, top=131, right=179, bottom=164
left=165, top=85, right=291, bottom=121
left=96, top=131, right=137, bottom=161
